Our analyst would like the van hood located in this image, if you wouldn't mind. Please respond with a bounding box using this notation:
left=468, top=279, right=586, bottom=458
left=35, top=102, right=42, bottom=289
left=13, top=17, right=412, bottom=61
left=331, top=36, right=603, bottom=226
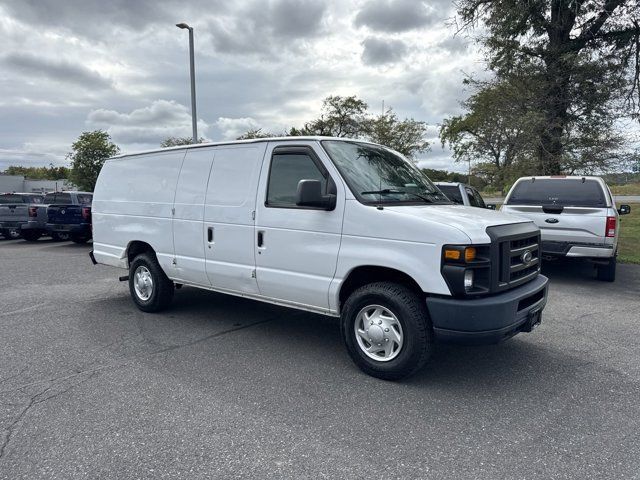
left=384, top=204, right=532, bottom=243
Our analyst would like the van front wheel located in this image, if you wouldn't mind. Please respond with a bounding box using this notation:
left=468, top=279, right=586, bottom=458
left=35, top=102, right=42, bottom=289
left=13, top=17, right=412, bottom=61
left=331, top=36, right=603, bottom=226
left=341, top=282, right=432, bottom=380
left=129, top=253, right=174, bottom=312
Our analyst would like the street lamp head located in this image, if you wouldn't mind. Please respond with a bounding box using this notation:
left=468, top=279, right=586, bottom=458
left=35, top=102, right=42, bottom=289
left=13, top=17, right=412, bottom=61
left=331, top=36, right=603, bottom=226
left=176, top=23, right=191, bottom=30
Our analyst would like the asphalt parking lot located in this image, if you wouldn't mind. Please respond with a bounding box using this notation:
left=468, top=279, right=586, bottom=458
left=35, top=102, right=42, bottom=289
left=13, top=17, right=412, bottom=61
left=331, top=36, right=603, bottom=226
left=1, top=238, right=639, bottom=479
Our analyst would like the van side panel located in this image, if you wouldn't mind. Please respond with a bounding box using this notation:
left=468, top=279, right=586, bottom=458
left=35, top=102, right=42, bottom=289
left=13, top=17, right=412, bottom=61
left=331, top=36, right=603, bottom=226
left=171, top=148, right=215, bottom=285
left=203, top=144, right=266, bottom=294
left=92, top=150, right=186, bottom=270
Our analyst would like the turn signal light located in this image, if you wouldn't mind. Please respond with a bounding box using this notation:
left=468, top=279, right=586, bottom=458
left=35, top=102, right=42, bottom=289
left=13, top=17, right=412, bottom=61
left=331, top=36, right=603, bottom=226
left=464, top=247, right=476, bottom=262
left=444, top=249, right=461, bottom=260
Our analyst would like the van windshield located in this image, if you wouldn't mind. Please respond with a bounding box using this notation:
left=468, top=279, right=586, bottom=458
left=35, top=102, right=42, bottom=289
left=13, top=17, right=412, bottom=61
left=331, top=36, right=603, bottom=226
left=322, top=140, right=450, bottom=205
left=506, top=179, right=607, bottom=207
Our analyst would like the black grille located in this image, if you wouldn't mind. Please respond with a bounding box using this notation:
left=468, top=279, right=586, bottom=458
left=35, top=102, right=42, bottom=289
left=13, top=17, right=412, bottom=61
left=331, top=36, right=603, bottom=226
left=487, top=223, right=541, bottom=292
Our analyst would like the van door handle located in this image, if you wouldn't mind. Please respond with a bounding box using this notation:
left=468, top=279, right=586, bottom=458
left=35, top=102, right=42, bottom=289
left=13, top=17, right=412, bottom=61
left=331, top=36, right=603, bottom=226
left=207, top=226, right=214, bottom=243
left=257, top=230, right=264, bottom=247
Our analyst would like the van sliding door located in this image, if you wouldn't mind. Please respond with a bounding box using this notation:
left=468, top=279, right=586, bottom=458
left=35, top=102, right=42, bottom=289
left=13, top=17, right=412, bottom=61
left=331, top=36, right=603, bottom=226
left=203, top=144, right=266, bottom=294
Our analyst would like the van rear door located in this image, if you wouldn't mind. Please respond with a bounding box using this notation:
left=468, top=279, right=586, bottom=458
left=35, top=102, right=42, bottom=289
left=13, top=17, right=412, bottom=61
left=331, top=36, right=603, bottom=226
left=502, top=178, right=609, bottom=245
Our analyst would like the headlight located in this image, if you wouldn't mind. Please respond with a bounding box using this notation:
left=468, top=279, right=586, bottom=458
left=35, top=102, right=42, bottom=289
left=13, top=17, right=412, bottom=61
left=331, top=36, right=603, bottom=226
left=464, top=270, right=474, bottom=291
left=441, top=244, right=490, bottom=296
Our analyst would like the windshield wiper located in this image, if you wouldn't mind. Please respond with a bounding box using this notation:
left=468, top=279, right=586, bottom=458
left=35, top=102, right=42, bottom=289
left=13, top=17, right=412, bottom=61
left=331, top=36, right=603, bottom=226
left=361, top=189, right=434, bottom=203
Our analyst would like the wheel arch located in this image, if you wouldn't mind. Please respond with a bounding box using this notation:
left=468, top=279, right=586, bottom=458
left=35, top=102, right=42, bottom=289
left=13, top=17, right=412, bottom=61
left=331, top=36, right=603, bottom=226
left=337, top=265, right=424, bottom=313
left=125, top=240, right=156, bottom=267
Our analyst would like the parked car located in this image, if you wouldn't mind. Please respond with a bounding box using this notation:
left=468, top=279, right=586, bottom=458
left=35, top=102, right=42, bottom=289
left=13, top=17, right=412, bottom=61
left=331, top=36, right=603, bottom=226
left=45, top=191, right=93, bottom=243
left=0, top=193, right=46, bottom=241
left=434, top=182, right=493, bottom=208
left=91, top=137, right=548, bottom=380
left=501, top=176, right=631, bottom=282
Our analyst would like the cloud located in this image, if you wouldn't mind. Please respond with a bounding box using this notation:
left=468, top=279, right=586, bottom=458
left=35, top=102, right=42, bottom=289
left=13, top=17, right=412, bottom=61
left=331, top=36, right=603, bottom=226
left=361, top=37, right=408, bottom=65
left=216, top=117, right=261, bottom=140
left=3, top=53, right=112, bottom=89
left=209, top=0, right=328, bottom=56
left=354, top=0, right=435, bottom=33
left=87, top=100, right=209, bottom=145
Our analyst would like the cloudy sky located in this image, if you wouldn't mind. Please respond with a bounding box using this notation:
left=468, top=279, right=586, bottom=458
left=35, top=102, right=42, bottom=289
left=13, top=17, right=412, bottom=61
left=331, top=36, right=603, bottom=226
left=0, top=0, right=487, bottom=172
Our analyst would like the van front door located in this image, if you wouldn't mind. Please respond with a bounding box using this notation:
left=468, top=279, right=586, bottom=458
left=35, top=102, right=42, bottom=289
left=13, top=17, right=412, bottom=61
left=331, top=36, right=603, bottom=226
left=254, top=142, right=344, bottom=311
left=204, top=144, right=266, bottom=294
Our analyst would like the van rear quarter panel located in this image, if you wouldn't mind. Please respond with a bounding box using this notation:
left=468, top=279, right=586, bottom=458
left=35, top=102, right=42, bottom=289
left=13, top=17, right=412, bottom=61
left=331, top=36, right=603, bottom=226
left=93, top=150, right=186, bottom=270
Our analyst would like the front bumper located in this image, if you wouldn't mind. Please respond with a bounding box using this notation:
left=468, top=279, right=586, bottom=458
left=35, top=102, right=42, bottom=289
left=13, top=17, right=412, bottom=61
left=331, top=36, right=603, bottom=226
left=426, top=275, right=549, bottom=344
left=542, top=241, right=614, bottom=258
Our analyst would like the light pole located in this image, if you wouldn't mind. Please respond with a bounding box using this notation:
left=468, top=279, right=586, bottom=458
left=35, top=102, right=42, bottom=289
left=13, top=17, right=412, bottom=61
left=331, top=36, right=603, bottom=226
left=176, top=23, right=198, bottom=144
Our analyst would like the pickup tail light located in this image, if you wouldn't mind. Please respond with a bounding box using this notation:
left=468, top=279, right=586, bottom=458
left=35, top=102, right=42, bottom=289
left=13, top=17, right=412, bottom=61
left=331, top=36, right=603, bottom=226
left=82, top=207, right=91, bottom=221
left=605, top=216, right=616, bottom=237
left=28, top=206, right=38, bottom=218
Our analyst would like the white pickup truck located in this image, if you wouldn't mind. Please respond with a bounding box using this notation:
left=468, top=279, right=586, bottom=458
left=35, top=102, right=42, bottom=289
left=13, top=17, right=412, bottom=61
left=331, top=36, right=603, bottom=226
left=502, top=176, right=631, bottom=282
left=91, top=137, right=549, bottom=379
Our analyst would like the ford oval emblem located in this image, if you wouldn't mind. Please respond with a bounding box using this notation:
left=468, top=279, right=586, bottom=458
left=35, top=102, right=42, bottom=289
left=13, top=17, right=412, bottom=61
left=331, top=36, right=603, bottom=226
left=545, top=218, right=559, bottom=224
left=521, top=250, right=533, bottom=264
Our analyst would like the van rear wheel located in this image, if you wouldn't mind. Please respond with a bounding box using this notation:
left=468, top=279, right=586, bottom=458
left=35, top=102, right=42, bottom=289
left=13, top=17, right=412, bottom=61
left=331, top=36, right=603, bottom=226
left=129, top=253, right=174, bottom=312
left=341, top=282, right=432, bottom=380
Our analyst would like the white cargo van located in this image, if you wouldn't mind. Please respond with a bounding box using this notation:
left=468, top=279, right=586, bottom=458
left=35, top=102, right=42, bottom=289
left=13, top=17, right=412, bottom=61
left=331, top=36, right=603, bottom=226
left=91, top=137, right=548, bottom=379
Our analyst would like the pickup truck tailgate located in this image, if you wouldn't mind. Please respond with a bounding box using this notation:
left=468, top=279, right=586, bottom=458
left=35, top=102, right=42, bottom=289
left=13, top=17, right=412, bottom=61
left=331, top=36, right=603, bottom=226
left=48, top=205, right=85, bottom=225
left=0, top=204, right=29, bottom=226
left=502, top=205, right=606, bottom=244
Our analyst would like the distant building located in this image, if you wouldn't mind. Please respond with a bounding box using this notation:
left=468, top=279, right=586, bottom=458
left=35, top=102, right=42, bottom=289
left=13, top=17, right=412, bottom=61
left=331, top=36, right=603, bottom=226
left=0, top=174, right=75, bottom=193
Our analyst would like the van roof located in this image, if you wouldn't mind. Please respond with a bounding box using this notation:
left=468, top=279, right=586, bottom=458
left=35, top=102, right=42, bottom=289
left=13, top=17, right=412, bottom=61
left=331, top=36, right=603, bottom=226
left=108, top=136, right=387, bottom=159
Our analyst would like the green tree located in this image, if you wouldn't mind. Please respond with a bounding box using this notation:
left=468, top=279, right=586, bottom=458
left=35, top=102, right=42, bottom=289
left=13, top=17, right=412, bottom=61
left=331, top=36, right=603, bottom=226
left=3, top=164, right=70, bottom=180
left=363, top=108, right=430, bottom=159
left=440, top=77, right=540, bottom=192
left=289, top=95, right=369, bottom=137
left=160, top=136, right=205, bottom=147
left=236, top=128, right=276, bottom=140
left=68, top=131, right=119, bottom=191
left=456, top=0, right=640, bottom=174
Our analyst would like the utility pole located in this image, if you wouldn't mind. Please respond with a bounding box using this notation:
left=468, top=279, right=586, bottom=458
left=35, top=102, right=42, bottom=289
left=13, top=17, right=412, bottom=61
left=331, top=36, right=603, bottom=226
left=176, top=23, right=198, bottom=144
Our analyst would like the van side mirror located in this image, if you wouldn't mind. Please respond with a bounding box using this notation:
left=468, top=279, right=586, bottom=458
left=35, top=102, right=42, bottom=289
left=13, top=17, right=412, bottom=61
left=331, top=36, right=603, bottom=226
left=618, top=204, right=631, bottom=215
left=296, top=179, right=336, bottom=210
left=486, top=204, right=497, bottom=210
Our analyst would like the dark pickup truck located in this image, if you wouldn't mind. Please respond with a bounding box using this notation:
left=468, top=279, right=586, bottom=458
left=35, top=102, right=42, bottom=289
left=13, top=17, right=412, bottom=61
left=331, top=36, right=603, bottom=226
left=45, top=191, right=93, bottom=243
left=0, top=193, right=45, bottom=240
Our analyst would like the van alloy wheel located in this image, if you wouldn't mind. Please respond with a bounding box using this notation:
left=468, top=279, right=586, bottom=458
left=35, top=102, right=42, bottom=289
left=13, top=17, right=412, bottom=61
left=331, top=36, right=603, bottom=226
left=354, top=304, right=404, bottom=362
left=133, top=266, right=154, bottom=301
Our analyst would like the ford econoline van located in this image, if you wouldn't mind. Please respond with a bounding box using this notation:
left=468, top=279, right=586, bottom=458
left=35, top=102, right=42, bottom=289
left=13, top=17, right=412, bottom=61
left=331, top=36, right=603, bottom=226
left=91, top=137, right=548, bottom=379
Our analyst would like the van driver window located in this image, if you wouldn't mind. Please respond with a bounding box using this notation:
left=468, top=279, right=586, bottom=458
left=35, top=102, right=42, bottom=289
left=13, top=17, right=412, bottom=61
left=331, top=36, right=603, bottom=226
left=267, top=153, right=327, bottom=207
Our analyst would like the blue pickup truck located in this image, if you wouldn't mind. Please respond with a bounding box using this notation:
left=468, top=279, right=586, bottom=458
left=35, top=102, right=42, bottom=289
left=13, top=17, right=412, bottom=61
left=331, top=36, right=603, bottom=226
left=45, top=191, right=93, bottom=243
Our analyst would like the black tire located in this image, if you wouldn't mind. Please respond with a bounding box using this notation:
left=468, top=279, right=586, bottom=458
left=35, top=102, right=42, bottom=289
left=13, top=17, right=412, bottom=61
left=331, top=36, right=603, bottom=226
left=51, top=232, right=70, bottom=242
left=70, top=234, right=90, bottom=244
left=21, top=230, right=41, bottom=242
left=597, top=255, right=616, bottom=282
left=128, top=252, right=174, bottom=312
left=341, top=282, right=432, bottom=380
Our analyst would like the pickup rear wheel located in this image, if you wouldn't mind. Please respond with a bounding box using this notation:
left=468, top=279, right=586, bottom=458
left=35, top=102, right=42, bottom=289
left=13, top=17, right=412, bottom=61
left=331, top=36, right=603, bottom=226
left=70, top=234, right=90, bottom=244
left=21, top=230, right=41, bottom=242
left=129, top=253, right=174, bottom=312
left=341, top=282, right=432, bottom=380
left=51, top=232, right=70, bottom=242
